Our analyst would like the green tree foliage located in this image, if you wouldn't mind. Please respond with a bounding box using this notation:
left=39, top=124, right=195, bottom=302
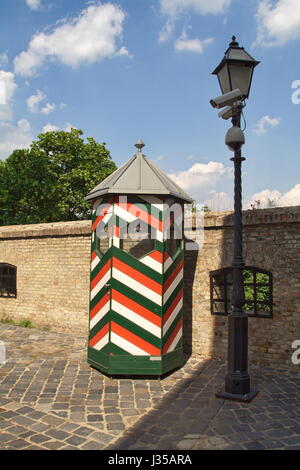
left=243, top=269, right=271, bottom=313
left=0, top=129, right=117, bottom=225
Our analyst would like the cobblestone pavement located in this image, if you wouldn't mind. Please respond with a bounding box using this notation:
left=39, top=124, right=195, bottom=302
left=1, top=324, right=300, bottom=450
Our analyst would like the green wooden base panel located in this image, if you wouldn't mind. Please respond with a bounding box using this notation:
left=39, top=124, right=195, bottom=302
left=87, top=347, right=184, bottom=376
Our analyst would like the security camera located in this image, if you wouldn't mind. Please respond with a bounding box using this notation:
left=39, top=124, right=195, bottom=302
left=218, top=106, right=234, bottom=120
left=225, top=125, right=245, bottom=152
left=218, top=100, right=244, bottom=120
left=210, top=89, right=243, bottom=109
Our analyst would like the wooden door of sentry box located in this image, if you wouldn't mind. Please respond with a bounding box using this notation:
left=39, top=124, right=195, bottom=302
left=87, top=194, right=185, bottom=376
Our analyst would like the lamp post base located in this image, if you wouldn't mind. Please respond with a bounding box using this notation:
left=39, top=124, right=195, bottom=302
left=215, top=389, right=258, bottom=403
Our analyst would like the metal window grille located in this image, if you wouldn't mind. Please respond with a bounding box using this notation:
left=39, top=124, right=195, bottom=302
left=210, top=266, right=273, bottom=319
left=0, top=264, right=17, bottom=299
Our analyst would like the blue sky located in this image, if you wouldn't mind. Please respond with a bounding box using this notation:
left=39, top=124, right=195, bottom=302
left=0, top=0, right=300, bottom=210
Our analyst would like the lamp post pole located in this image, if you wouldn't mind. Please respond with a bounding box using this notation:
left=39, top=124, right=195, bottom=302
left=216, top=105, right=258, bottom=402
left=211, top=36, right=260, bottom=401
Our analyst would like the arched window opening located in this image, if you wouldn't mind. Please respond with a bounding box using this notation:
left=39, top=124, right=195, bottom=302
left=0, top=264, right=17, bottom=298
left=210, top=266, right=273, bottom=318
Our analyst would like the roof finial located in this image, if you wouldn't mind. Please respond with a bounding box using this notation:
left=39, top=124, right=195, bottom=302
left=230, top=35, right=239, bottom=47
left=135, top=139, right=145, bottom=153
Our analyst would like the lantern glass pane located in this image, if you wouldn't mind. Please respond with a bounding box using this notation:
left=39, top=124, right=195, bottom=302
left=229, top=63, right=253, bottom=97
left=97, top=222, right=110, bottom=255
left=120, top=220, right=155, bottom=259
left=217, top=65, right=231, bottom=94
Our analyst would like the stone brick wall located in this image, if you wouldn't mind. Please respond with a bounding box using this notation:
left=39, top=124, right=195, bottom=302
left=0, top=221, right=91, bottom=336
left=184, top=206, right=300, bottom=367
left=0, top=206, right=300, bottom=367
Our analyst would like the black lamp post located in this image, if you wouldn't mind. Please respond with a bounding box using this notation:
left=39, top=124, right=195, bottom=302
left=211, top=37, right=260, bottom=402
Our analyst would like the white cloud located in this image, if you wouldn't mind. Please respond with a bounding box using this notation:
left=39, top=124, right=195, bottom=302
left=255, top=0, right=300, bottom=47
left=42, top=122, right=75, bottom=133
left=159, top=0, right=231, bottom=41
left=175, top=32, right=214, bottom=53
left=27, top=90, right=56, bottom=115
left=204, top=191, right=233, bottom=211
left=41, top=103, right=55, bottom=115
left=168, top=161, right=232, bottom=202
left=159, top=18, right=175, bottom=42
left=160, top=0, right=232, bottom=16
left=25, top=0, right=41, bottom=10
left=26, top=89, right=45, bottom=113
left=0, top=70, right=18, bottom=121
left=14, top=3, right=128, bottom=76
left=246, top=184, right=300, bottom=208
left=42, top=123, right=59, bottom=133
left=0, top=53, right=8, bottom=68
left=0, top=119, right=33, bottom=158
left=253, top=115, right=281, bottom=135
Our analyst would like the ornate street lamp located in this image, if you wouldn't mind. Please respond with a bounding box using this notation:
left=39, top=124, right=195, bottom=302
left=211, top=37, right=260, bottom=402
left=212, top=36, right=260, bottom=99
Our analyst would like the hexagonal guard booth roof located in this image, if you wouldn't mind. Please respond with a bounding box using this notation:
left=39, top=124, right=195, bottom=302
left=85, top=141, right=193, bottom=204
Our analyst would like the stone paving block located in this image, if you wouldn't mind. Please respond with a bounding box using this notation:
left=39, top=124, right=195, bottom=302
left=61, top=444, right=82, bottom=450
left=90, top=432, right=114, bottom=444
left=43, top=441, right=67, bottom=450
left=87, top=414, right=103, bottom=422
left=243, top=441, right=266, bottom=450
left=122, top=409, right=139, bottom=416
left=81, top=440, right=103, bottom=450
left=73, top=426, right=95, bottom=437
left=10, top=415, right=36, bottom=427
left=25, top=445, right=44, bottom=450
left=46, top=429, right=70, bottom=441
left=30, top=434, right=52, bottom=444
left=281, top=436, right=300, bottom=446
left=8, top=439, right=30, bottom=449
left=0, top=419, right=11, bottom=429
left=58, top=422, right=80, bottom=433
left=41, top=415, right=65, bottom=426
left=27, top=411, right=46, bottom=420
left=105, top=414, right=123, bottom=423
left=0, top=433, right=15, bottom=443
left=52, top=411, right=68, bottom=418
left=107, top=423, right=125, bottom=431
left=65, top=435, right=87, bottom=446
left=259, top=439, right=285, bottom=449
left=35, top=404, right=52, bottom=412
left=3, top=402, right=23, bottom=411
left=0, top=410, right=19, bottom=419
left=266, top=428, right=292, bottom=439
left=20, top=430, right=36, bottom=439
left=176, top=439, right=198, bottom=450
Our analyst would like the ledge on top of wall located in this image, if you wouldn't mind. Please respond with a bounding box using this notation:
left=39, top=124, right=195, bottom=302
left=204, top=206, right=300, bottom=229
left=0, top=220, right=92, bottom=239
left=0, top=206, right=300, bottom=239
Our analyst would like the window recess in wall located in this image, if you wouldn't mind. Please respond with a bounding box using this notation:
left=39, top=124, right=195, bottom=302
left=0, top=263, right=17, bottom=298
left=210, top=266, right=273, bottom=319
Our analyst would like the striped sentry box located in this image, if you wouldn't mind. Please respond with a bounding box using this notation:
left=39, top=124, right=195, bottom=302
left=87, top=194, right=184, bottom=376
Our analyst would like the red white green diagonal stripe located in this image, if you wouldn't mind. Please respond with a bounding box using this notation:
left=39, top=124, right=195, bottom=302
left=111, top=322, right=161, bottom=356
left=163, top=289, right=183, bottom=336
left=111, top=289, right=161, bottom=338
left=112, top=257, right=162, bottom=305
left=139, top=250, right=163, bottom=274
left=162, top=317, right=183, bottom=354
left=89, top=323, right=110, bottom=351
left=90, top=291, right=110, bottom=330
left=163, top=259, right=184, bottom=303
left=90, top=259, right=111, bottom=300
